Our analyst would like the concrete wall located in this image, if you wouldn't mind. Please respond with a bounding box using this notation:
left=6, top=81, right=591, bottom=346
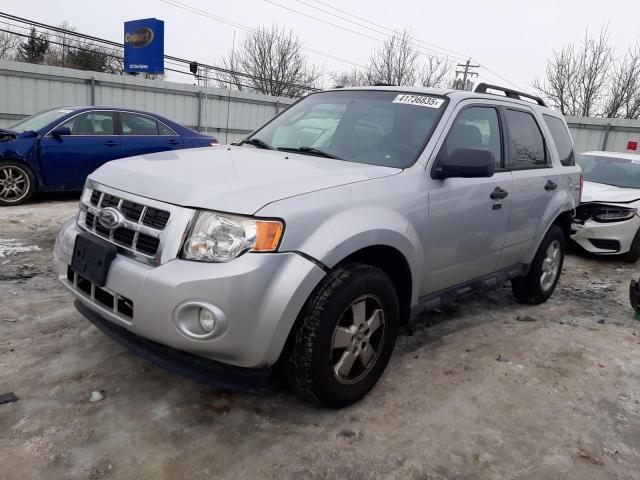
left=0, top=60, right=294, bottom=143
left=566, top=116, right=640, bottom=154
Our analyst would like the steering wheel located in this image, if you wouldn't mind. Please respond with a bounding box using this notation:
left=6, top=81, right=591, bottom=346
left=380, top=143, right=414, bottom=166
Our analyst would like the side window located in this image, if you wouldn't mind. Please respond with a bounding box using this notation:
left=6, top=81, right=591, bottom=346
left=543, top=114, right=575, bottom=166
left=121, top=112, right=159, bottom=136
left=505, top=109, right=546, bottom=168
left=58, top=112, right=114, bottom=136
left=158, top=121, right=178, bottom=136
left=444, top=106, right=502, bottom=167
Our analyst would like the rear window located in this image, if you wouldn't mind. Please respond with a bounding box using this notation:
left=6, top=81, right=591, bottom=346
left=543, top=114, right=575, bottom=166
left=504, top=109, right=547, bottom=169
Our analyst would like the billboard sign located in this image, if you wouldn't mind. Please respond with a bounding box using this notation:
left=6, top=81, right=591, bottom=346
left=124, top=18, right=164, bottom=74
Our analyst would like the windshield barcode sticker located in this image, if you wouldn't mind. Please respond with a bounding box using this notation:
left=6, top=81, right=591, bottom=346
left=392, top=94, right=444, bottom=108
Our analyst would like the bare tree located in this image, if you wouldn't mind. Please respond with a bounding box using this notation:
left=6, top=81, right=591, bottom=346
left=420, top=56, right=452, bottom=88
left=603, top=45, right=640, bottom=119
left=218, top=25, right=320, bottom=97
left=329, top=68, right=367, bottom=88
left=576, top=29, right=612, bottom=116
left=0, top=29, right=20, bottom=60
left=532, top=45, right=579, bottom=115
left=533, top=28, right=612, bottom=117
left=366, top=29, right=418, bottom=86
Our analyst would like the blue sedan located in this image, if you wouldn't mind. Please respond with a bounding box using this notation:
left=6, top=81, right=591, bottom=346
left=0, top=107, right=218, bottom=205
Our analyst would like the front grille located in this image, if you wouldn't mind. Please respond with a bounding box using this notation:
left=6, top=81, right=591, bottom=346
left=67, top=266, right=134, bottom=319
left=589, top=239, right=621, bottom=251
left=81, top=187, right=171, bottom=259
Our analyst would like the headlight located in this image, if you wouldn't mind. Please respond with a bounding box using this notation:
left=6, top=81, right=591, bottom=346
left=593, top=207, right=637, bottom=222
left=182, top=211, right=284, bottom=262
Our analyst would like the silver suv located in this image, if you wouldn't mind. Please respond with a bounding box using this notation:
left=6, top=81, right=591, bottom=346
left=54, top=84, right=582, bottom=407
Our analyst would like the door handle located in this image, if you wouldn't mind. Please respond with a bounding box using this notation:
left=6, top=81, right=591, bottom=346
left=104, top=140, right=118, bottom=147
left=168, top=139, right=180, bottom=145
left=490, top=187, right=509, bottom=200
left=545, top=180, right=558, bottom=191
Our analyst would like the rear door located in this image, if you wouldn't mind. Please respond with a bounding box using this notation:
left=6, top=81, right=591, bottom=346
left=38, top=111, right=120, bottom=187
left=497, top=107, right=560, bottom=269
left=422, top=102, right=513, bottom=294
left=119, top=112, right=183, bottom=158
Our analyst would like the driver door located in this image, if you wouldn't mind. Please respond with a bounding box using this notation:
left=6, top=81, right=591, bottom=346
left=38, top=111, right=120, bottom=188
left=421, top=103, right=513, bottom=295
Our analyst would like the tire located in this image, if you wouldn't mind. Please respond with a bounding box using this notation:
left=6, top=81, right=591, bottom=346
left=0, top=160, right=36, bottom=206
left=286, top=262, right=399, bottom=408
left=620, top=228, right=640, bottom=263
left=511, top=225, right=565, bottom=304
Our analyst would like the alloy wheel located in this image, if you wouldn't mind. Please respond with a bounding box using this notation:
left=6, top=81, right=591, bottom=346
left=330, top=294, right=386, bottom=385
left=540, top=240, right=561, bottom=291
left=0, top=166, right=30, bottom=204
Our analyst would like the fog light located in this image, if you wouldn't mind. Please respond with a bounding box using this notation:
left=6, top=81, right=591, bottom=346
left=199, top=308, right=216, bottom=333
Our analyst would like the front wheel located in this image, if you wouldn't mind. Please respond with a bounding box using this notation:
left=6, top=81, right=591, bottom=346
left=512, top=225, right=565, bottom=304
left=620, top=228, right=640, bottom=263
left=286, top=263, right=399, bottom=408
left=0, top=161, right=36, bottom=206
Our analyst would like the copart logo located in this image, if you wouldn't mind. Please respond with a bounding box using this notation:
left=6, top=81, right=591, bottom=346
left=97, top=207, right=124, bottom=230
left=125, top=28, right=154, bottom=48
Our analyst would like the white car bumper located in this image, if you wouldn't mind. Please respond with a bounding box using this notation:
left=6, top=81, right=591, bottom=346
left=571, top=215, right=640, bottom=255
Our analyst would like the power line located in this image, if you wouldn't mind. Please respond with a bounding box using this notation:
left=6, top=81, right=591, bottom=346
left=157, top=0, right=366, bottom=69
left=292, top=0, right=467, bottom=62
left=288, top=0, right=527, bottom=91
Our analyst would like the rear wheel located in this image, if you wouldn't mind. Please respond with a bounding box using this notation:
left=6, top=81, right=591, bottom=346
left=512, top=225, right=565, bottom=304
left=286, top=263, right=399, bottom=408
left=0, top=161, right=35, bottom=206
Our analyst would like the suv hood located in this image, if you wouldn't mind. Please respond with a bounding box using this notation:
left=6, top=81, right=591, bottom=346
left=90, top=145, right=400, bottom=214
left=582, top=181, right=640, bottom=204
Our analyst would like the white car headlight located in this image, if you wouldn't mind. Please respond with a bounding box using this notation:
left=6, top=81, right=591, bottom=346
left=182, top=211, right=284, bottom=262
left=593, top=207, right=637, bottom=222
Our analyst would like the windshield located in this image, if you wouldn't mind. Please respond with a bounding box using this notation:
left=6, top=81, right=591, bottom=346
left=577, top=154, right=640, bottom=189
left=249, top=90, right=448, bottom=168
left=10, top=108, right=75, bottom=133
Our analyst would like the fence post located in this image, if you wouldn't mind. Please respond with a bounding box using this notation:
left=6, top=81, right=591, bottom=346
left=275, top=101, right=279, bottom=114
left=196, top=91, right=203, bottom=133
left=90, top=77, right=96, bottom=105
left=602, top=123, right=611, bottom=151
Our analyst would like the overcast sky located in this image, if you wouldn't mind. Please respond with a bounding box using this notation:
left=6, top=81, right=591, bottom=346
left=3, top=0, right=639, bottom=91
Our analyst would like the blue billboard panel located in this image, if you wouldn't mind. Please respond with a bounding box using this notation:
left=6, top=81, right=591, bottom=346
left=124, top=18, right=164, bottom=74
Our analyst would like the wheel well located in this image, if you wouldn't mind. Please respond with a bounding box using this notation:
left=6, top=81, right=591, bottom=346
left=337, top=245, right=412, bottom=325
left=552, top=210, right=573, bottom=243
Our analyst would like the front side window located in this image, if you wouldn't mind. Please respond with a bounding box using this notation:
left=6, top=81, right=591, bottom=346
left=121, top=112, right=159, bottom=136
left=251, top=90, right=448, bottom=168
left=577, top=154, right=640, bottom=189
left=443, top=106, right=502, bottom=167
left=505, top=109, right=546, bottom=168
left=58, top=112, right=115, bottom=135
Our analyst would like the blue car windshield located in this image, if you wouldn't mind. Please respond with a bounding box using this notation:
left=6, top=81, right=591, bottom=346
left=10, top=108, right=75, bottom=133
left=250, top=90, right=448, bottom=168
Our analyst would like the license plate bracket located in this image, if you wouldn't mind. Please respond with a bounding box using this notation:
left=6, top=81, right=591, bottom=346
left=71, top=233, right=117, bottom=287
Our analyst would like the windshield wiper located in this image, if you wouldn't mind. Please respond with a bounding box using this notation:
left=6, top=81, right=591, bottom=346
left=238, top=137, right=275, bottom=150
left=277, top=146, right=343, bottom=160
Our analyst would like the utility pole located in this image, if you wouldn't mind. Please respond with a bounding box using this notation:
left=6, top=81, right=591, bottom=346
left=454, top=59, right=479, bottom=91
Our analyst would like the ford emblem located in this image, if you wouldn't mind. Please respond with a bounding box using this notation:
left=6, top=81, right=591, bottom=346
left=97, top=207, right=124, bottom=230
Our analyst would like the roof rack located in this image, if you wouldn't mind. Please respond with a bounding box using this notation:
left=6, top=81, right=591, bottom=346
left=474, top=83, right=546, bottom=107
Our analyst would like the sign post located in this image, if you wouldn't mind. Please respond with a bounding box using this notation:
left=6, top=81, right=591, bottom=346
left=124, top=18, right=164, bottom=74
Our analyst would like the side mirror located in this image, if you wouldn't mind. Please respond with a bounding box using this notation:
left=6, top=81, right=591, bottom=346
left=435, top=148, right=495, bottom=179
left=51, top=126, right=71, bottom=139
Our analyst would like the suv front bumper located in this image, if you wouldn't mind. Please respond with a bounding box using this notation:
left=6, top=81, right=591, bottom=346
left=54, top=218, right=326, bottom=369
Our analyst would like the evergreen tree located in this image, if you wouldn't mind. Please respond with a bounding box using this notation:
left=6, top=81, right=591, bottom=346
left=18, top=28, right=49, bottom=64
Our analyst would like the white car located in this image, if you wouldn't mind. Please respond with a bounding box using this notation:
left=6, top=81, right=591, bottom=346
left=572, top=151, right=640, bottom=261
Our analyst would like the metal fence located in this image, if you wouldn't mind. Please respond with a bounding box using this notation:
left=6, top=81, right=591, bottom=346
left=566, top=116, right=640, bottom=155
left=0, top=59, right=294, bottom=143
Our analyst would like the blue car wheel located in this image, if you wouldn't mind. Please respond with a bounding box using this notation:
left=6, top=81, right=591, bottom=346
left=0, top=161, right=36, bottom=206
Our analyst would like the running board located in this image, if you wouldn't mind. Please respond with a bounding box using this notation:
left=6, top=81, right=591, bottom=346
left=411, top=264, right=529, bottom=319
